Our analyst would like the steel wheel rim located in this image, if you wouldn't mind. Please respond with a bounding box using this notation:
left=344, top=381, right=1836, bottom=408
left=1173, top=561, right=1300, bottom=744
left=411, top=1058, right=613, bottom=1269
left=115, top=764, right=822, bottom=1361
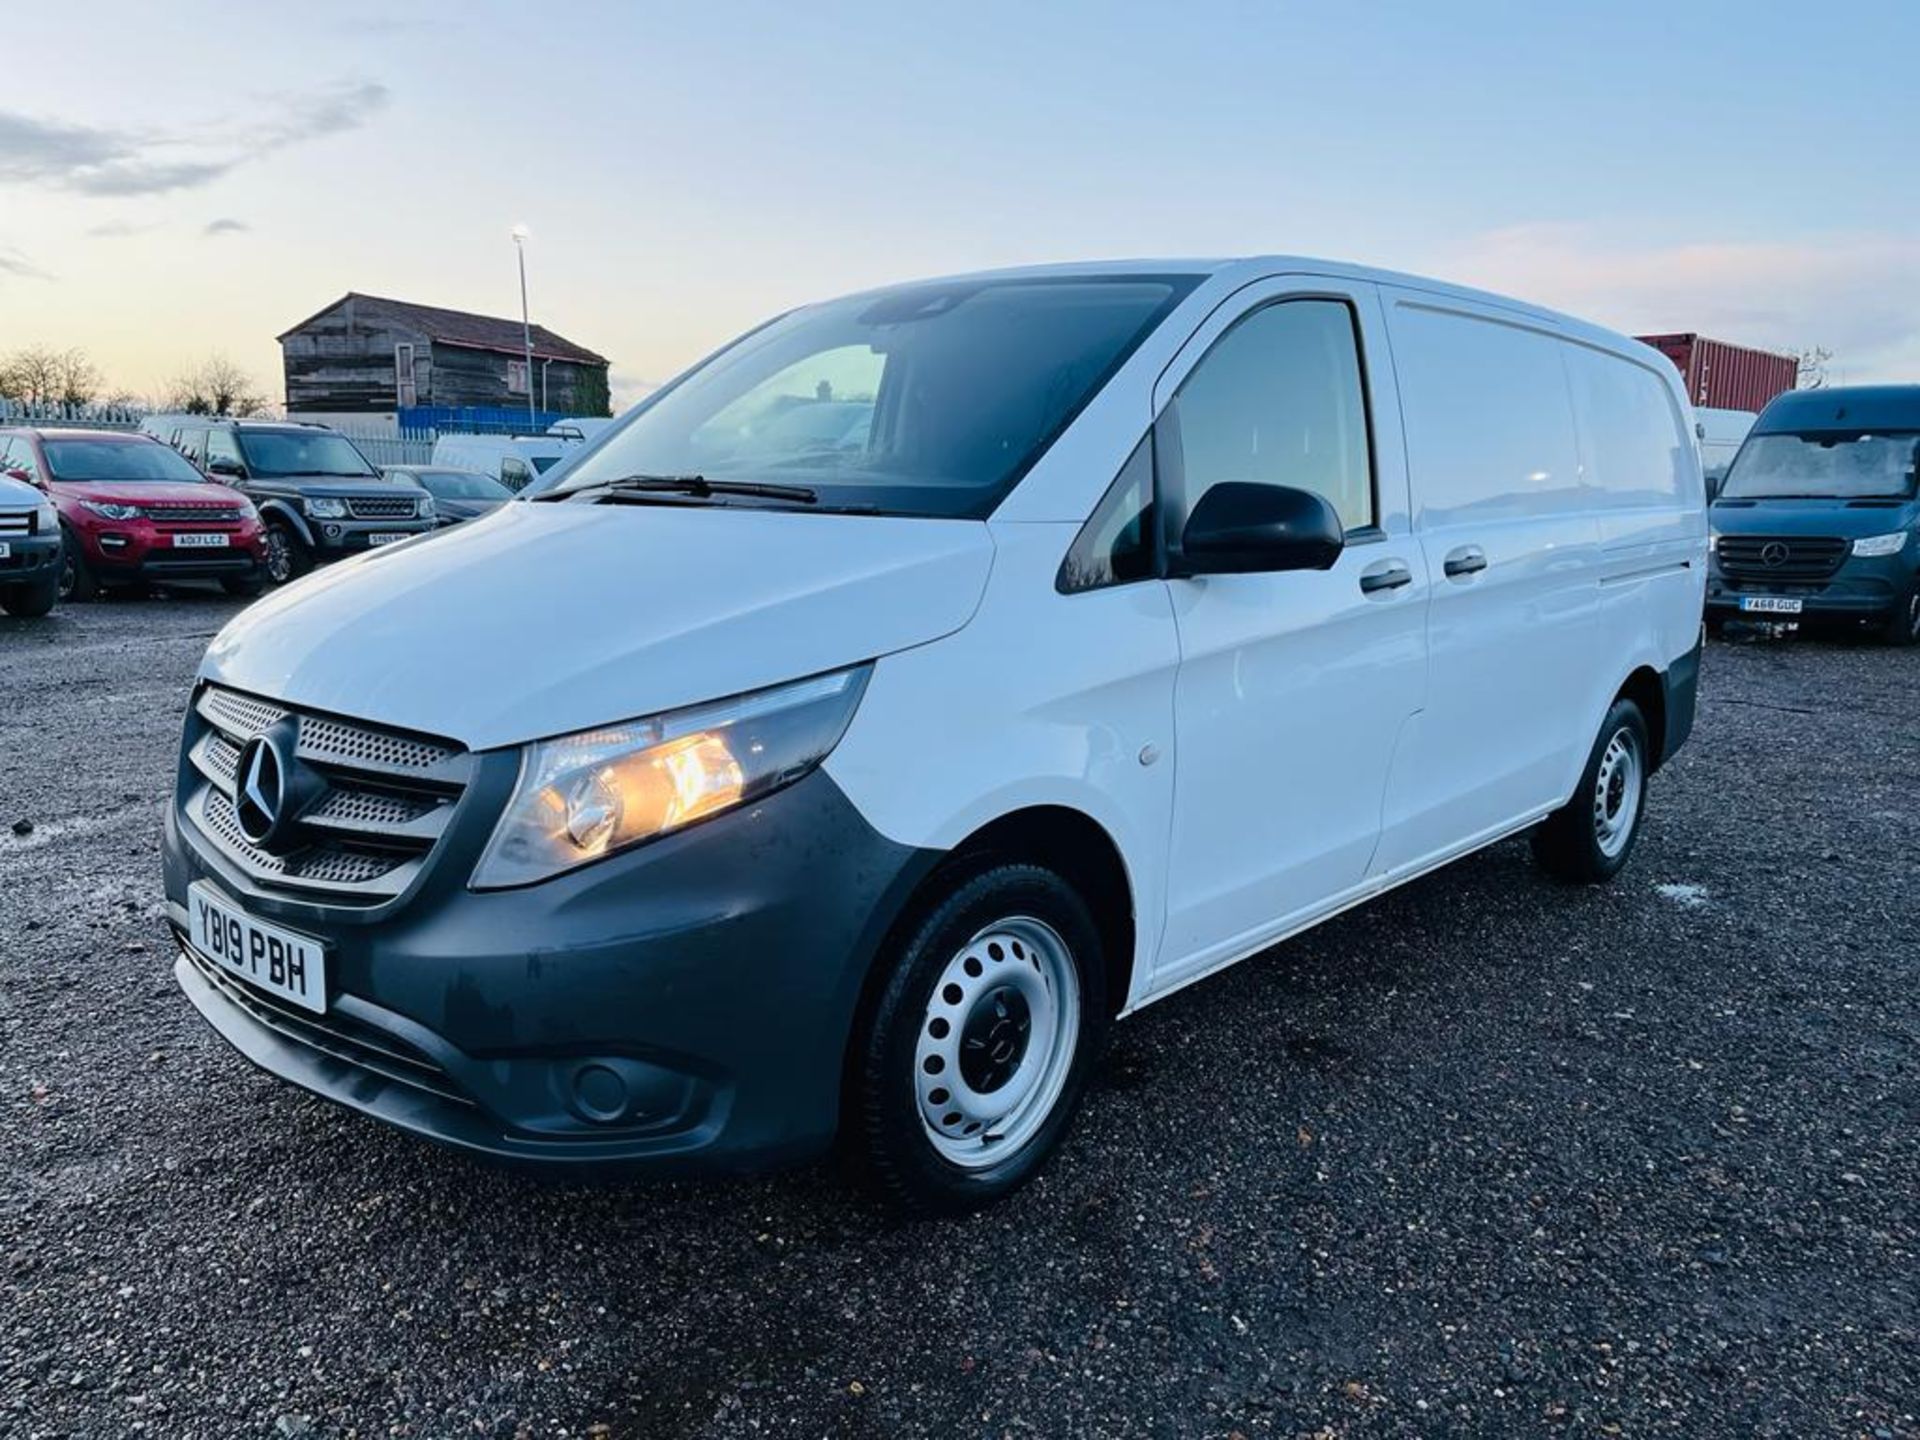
left=1592, top=726, right=1642, bottom=858
left=914, top=915, right=1080, bottom=1170
left=264, top=530, right=291, bottom=584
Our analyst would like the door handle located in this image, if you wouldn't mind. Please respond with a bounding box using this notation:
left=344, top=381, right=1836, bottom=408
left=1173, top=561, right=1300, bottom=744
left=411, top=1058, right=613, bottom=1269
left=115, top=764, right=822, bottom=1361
left=1359, top=558, right=1414, bottom=594
left=1443, top=545, right=1488, bottom=579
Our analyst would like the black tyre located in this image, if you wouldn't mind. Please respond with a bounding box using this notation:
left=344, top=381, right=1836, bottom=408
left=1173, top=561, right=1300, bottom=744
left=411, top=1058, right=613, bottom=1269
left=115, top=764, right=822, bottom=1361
left=847, top=862, right=1109, bottom=1216
left=57, top=526, right=97, bottom=602
left=0, top=577, right=58, bottom=617
left=1877, top=585, right=1920, bottom=647
left=221, top=575, right=265, bottom=599
left=1531, top=698, right=1651, bottom=884
left=263, top=523, right=310, bottom=585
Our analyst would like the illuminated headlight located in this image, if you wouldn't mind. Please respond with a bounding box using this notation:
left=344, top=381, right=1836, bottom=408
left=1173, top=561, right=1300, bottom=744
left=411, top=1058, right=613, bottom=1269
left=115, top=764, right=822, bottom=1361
left=417, top=495, right=436, bottom=519
left=36, top=502, right=59, bottom=532
left=472, top=665, right=872, bottom=888
left=80, top=500, right=142, bottom=521
left=1852, top=531, right=1909, bottom=557
left=304, top=497, right=347, bottom=519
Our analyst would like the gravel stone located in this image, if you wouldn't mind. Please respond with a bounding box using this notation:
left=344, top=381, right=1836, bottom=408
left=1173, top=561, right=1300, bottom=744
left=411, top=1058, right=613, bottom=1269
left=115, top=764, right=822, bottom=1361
left=1, top=595, right=1916, bottom=1438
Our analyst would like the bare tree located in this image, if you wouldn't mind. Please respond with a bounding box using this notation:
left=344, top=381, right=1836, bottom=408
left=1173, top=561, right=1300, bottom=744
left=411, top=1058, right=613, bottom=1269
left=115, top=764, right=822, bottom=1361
left=1794, top=346, right=1832, bottom=391
left=164, top=354, right=270, bottom=417
left=0, top=345, right=101, bottom=407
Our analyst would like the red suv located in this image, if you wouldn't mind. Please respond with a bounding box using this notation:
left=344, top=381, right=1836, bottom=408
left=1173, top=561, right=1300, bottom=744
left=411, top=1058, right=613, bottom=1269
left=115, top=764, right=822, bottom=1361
left=0, top=428, right=269, bottom=601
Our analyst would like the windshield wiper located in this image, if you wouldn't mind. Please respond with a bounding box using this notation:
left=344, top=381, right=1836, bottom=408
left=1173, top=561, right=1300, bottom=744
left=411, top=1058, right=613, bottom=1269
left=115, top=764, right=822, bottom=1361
left=543, top=473, right=819, bottom=506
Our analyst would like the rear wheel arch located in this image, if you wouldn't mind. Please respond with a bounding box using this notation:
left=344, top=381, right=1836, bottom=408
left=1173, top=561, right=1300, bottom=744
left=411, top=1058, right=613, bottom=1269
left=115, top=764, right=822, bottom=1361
left=1615, top=665, right=1668, bottom=769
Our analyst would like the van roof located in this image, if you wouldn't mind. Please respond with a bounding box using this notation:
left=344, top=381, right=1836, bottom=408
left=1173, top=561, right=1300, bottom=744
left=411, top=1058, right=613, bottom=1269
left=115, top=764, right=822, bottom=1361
left=846, top=255, right=1638, bottom=356
left=1754, top=385, right=1920, bottom=434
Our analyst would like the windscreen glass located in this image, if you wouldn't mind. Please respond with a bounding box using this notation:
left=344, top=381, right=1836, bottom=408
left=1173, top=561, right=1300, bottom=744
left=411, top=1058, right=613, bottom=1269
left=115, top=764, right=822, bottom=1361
left=1721, top=431, right=1919, bottom=500
left=554, top=275, right=1197, bottom=517
left=419, top=470, right=512, bottom=500
left=236, top=431, right=377, bottom=478
left=44, top=439, right=210, bottom=483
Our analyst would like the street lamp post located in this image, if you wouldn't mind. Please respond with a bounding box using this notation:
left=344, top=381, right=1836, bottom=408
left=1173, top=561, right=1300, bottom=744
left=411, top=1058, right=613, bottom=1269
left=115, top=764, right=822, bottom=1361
left=510, top=224, right=536, bottom=429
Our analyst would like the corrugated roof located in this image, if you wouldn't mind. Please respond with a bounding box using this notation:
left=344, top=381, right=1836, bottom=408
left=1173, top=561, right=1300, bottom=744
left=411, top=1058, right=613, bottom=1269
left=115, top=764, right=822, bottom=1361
left=277, top=292, right=608, bottom=366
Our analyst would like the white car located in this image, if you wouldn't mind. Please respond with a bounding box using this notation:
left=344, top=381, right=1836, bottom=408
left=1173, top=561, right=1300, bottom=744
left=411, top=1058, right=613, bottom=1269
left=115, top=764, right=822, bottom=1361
left=163, top=257, right=1706, bottom=1213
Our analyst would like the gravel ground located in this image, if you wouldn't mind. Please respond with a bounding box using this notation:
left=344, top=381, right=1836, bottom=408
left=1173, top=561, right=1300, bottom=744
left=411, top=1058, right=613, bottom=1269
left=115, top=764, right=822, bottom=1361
left=1, top=594, right=1915, bottom=1440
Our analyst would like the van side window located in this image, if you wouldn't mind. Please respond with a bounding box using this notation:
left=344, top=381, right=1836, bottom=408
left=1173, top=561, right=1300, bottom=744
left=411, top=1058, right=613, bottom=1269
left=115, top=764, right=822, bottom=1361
left=1169, top=299, right=1374, bottom=532
left=1389, top=306, right=1584, bottom=524
left=1058, top=434, right=1156, bottom=593
left=500, top=457, right=533, bottom=490
left=177, top=429, right=207, bottom=465
left=1565, top=348, right=1692, bottom=508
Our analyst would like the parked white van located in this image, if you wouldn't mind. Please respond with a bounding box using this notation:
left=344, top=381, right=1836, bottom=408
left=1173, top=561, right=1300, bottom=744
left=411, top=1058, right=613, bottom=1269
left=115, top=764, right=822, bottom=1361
left=428, top=432, right=573, bottom=491
left=164, top=259, right=1706, bottom=1213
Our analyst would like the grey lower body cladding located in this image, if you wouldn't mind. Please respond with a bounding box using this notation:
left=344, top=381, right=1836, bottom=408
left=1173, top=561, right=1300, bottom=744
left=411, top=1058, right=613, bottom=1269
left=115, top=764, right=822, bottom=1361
left=163, top=765, right=938, bottom=1174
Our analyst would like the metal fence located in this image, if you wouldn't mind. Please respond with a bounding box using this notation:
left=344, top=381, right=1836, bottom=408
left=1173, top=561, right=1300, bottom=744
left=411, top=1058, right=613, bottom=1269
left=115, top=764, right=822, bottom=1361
left=0, top=399, right=145, bottom=431
left=332, top=426, right=436, bottom=467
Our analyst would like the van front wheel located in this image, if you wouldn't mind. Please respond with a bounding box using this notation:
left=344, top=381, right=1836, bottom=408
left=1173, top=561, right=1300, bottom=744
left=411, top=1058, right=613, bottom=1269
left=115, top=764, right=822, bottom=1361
left=847, top=863, right=1107, bottom=1216
left=1531, top=698, right=1650, bottom=884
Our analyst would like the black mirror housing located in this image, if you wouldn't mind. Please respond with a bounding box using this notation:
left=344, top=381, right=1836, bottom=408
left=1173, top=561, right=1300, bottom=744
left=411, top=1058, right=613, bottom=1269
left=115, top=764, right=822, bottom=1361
left=1175, top=482, right=1345, bottom=576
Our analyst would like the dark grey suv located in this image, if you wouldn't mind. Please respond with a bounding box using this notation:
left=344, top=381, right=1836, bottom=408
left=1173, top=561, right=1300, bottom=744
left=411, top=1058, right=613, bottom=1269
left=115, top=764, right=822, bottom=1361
left=145, top=419, right=436, bottom=584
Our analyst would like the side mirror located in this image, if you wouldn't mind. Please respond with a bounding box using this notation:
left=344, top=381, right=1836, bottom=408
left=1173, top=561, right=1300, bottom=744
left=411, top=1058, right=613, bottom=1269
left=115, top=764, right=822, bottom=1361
left=1174, top=482, right=1344, bottom=577
left=206, top=457, right=246, bottom=478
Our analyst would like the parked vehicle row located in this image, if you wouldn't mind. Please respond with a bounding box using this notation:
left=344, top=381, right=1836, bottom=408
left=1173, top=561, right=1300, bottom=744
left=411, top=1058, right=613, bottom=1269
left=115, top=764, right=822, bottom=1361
left=139, top=417, right=438, bottom=583
left=163, top=256, right=1708, bottom=1214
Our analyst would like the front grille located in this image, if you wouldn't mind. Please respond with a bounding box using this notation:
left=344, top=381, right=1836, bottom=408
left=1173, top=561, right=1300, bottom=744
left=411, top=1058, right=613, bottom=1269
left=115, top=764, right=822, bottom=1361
left=183, top=683, right=471, bottom=903
left=179, top=940, right=472, bottom=1108
left=346, top=496, right=418, bottom=521
left=1717, top=534, right=1850, bottom=585
left=0, top=510, right=31, bottom=536
left=145, top=505, right=244, bottom=523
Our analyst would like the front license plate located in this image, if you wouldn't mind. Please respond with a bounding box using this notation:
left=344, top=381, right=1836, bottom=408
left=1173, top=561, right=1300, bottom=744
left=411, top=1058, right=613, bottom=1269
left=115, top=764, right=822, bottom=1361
left=1741, top=596, right=1804, bottom=615
left=187, top=881, right=328, bottom=1013
left=367, top=532, right=408, bottom=547
left=172, top=532, right=230, bottom=548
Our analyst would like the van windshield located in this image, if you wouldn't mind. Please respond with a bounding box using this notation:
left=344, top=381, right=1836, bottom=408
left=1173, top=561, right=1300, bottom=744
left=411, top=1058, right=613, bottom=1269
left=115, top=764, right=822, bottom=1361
left=551, top=275, right=1197, bottom=518
left=236, top=430, right=378, bottom=479
left=1721, top=430, right=1919, bottom=500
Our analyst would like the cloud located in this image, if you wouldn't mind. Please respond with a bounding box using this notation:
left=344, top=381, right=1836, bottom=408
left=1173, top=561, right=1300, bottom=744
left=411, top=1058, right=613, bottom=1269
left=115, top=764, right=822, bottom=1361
left=203, top=217, right=251, bottom=237
left=1443, top=223, right=1920, bottom=383
left=0, top=243, right=52, bottom=281
left=0, top=81, right=391, bottom=198
left=86, top=219, right=152, bottom=238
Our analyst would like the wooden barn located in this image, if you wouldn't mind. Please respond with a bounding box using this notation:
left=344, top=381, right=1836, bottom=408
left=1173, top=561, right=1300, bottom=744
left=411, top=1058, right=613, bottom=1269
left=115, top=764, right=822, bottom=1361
left=278, top=293, right=611, bottom=423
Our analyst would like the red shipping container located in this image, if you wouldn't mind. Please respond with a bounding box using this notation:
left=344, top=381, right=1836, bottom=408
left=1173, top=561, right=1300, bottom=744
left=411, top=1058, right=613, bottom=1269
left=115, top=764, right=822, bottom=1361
left=1634, top=333, right=1798, bottom=413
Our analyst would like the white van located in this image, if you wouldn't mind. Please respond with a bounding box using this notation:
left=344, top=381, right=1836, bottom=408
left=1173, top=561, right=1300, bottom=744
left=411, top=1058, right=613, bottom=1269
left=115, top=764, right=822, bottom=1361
left=1695, top=406, right=1757, bottom=498
left=428, top=432, right=573, bottom=491
left=163, top=259, right=1705, bottom=1213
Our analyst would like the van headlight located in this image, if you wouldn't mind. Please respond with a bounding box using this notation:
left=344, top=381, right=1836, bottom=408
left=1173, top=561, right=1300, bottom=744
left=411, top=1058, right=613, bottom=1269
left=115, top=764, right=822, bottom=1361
left=472, top=665, right=872, bottom=888
left=305, top=496, right=347, bottom=519
left=1852, top=531, right=1909, bottom=557
left=37, top=502, right=59, bottom=533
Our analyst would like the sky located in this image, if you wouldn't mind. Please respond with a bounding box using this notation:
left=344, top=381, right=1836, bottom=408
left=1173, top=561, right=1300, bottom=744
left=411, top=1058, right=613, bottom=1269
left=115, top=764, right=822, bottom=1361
left=2, top=1, right=1917, bottom=409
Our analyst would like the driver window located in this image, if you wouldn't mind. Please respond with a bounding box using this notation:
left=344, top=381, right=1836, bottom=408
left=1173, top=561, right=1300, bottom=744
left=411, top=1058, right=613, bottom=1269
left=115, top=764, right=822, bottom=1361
left=1170, top=298, right=1375, bottom=532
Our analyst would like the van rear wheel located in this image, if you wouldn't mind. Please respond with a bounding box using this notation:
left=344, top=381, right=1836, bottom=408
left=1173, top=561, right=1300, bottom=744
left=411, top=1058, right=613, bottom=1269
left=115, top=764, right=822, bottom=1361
left=847, top=863, right=1107, bottom=1216
left=1531, top=698, right=1650, bottom=884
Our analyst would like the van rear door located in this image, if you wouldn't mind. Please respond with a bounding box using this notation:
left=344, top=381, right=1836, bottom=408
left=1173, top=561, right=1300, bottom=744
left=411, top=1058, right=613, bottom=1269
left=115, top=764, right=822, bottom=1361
left=1151, top=278, right=1427, bottom=990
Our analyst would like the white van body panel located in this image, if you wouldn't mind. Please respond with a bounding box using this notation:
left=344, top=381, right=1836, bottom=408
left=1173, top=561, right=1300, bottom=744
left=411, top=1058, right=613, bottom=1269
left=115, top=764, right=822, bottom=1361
left=429, top=434, right=573, bottom=489
left=825, top=520, right=1181, bottom=1010
left=200, top=502, right=994, bottom=751
left=829, top=257, right=1704, bottom=1012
